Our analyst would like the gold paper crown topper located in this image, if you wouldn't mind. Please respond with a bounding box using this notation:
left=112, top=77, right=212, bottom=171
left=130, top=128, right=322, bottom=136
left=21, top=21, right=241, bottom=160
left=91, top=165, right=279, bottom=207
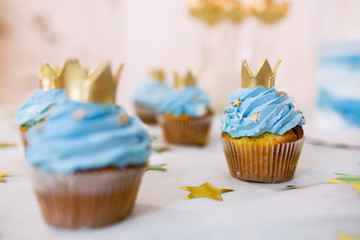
left=241, top=59, right=281, bottom=89
left=150, top=69, right=165, bottom=82
left=173, top=70, right=197, bottom=88
left=39, top=64, right=63, bottom=90
left=59, top=59, right=124, bottom=104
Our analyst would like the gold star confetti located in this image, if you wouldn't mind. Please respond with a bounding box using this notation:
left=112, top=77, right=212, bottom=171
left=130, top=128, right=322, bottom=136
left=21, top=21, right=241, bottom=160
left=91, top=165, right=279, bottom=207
left=327, top=173, right=360, bottom=193
left=180, top=182, right=234, bottom=201
left=232, top=98, right=242, bottom=107
left=73, top=109, right=86, bottom=120
left=0, top=142, right=17, bottom=148
left=250, top=112, right=260, bottom=123
left=0, top=170, right=12, bottom=182
left=277, top=91, right=286, bottom=95
left=119, top=114, right=129, bottom=125
left=147, top=163, right=167, bottom=172
left=337, top=233, right=360, bottom=240
left=152, top=146, right=170, bottom=153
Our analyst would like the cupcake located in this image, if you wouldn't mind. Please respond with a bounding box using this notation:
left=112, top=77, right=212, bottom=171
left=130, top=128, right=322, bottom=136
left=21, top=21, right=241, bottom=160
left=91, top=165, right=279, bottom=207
left=221, top=59, right=305, bottom=183
left=26, top=60, right=151, bottom=229
left=14, top=64, right=66, bottom=148
left=133, top=69, right=171, bottom=124
left=158, top=71, right=213, bottom=146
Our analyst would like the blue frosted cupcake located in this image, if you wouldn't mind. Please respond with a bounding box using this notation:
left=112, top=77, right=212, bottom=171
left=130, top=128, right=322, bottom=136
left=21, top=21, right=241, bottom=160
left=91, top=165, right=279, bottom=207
left=26, top=60, right=151, bottom=229
left=133, top=69, right=171, bottom=124
left=158, top=71, right=213, bottom=146
left=221, top=60, right=305, bottom=183
left=14, top=64, right=66, bottom=147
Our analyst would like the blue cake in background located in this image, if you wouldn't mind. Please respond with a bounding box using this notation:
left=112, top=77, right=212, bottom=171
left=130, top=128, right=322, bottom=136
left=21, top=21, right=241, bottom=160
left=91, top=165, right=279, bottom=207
left=315, top=41, right=360, bottom=143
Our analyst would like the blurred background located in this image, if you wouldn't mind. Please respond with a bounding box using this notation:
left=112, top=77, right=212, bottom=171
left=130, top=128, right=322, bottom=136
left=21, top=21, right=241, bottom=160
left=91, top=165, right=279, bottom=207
left=0, top=0, right=360, bottom=145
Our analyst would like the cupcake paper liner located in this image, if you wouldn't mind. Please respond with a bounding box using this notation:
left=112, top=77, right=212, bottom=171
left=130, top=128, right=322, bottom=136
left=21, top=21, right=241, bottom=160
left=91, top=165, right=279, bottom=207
left=19, top=127, right=28, bottom=148
left=158, top=113, right=213, bottom=146
left=134, top=104, right=158, bottom=124
left=29, top=163, right=147, bottom=229
left=221, top=137, right=304, bottom=183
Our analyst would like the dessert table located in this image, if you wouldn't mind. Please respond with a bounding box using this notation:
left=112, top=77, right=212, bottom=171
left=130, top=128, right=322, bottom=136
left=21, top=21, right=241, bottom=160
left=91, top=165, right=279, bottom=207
left=1, top=107, right=360, bottom=240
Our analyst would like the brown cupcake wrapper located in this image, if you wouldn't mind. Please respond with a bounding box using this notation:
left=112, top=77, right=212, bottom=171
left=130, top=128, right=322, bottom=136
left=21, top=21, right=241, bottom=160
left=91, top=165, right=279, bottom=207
left=134, top=104, right=158, bottom=124
left=30, top=163, right=147, bottom=229
left=19, top=127, right=28, bottom=149
left=221, top=136, right=304, bottom=183
left=158, top=114, right=213, bottom=146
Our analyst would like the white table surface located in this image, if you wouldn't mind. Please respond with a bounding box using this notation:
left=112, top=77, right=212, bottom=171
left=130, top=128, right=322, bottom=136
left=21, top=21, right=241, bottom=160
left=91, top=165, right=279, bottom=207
left=1, top=108, right=360, bottom=240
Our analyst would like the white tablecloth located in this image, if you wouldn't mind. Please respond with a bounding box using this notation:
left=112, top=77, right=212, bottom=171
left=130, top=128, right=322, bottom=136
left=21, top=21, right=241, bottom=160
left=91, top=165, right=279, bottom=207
left=1, top=108, right=360, bottom=240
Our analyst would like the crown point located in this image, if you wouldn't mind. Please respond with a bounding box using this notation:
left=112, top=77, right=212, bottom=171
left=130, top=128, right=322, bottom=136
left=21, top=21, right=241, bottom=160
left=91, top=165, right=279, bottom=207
left=174, top=70, right=197, bottom=89
left=185, top=70, right=197, bottom=86
left=241, top=59, right=281, bottom=90
left=39, top=63, right=63, bottom=90
left=150, top=68, right=165, bottom=82
left=114, top=64, right=124, bottom=86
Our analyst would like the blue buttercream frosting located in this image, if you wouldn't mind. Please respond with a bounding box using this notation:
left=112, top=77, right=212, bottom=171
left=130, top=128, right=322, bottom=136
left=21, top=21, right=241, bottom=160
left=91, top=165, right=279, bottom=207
left=14, top=89, right=66, bottom=127
left=26, top=99, right=152, bottom=174
left=133, top=79, right=172, bottom=108
left=158, top=86, right=211, bottom=117
left=221, top=86, right=305, bottom=137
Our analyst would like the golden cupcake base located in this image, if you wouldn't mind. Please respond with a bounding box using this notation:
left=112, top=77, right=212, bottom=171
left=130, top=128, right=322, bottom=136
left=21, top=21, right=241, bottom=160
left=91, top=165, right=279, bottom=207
left=221, top=128, right=304, bottom=183
left=30, top=163, right=147, bottom=229
left=158, top=113, right=212, bottom=146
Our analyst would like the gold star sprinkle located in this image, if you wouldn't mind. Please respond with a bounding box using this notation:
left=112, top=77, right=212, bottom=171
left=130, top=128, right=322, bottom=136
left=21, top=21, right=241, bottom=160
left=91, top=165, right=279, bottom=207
left=296, top=110, right=305, bottom=120
left=250, top=112, right=260, bottom=123
left=0, top=170, right=12, bottom=182
left=73, top=109, right=86, bottom=120
left=0, top=142, right=16, bottom=148
left=337, top=233, right=360, bottom=240
left=180, top=182, right=234, bottom=201
left=232, top=98, right=242, bottom=107
left=119, top=114, right=129, bottom=125
left=277, top=91, right=286, bottom=96
left=327, top=173, right=360, bottom=193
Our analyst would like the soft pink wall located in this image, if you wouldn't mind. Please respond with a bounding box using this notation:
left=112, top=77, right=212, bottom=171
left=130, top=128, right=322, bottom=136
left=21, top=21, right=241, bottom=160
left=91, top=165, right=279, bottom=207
left=0, top=0, right=360, bottom=111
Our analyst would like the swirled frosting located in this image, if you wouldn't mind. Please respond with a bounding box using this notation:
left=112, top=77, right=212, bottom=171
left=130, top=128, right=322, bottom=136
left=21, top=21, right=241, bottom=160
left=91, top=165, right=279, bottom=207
left=158, top=86, right=211, bottom=117
left=26, top=99, right=152, bottom=173
left=14, top=89, right=66, bottom=127
left=133, top=79, right=172, bottom=108
left=221, top=86, right=305, bottom=137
